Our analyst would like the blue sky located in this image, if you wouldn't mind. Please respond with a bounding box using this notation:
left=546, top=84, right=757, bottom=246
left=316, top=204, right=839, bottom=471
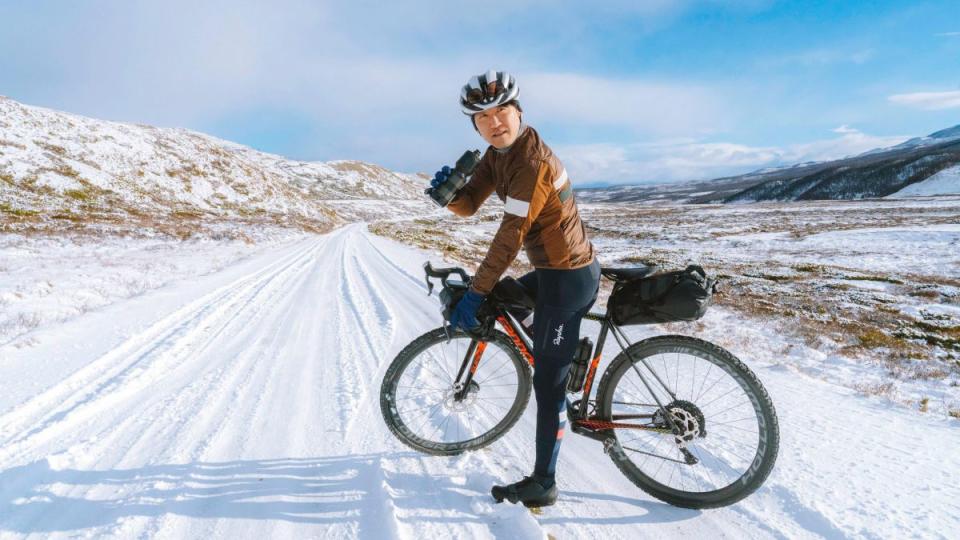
left=1, top=0, right=958, bottom=186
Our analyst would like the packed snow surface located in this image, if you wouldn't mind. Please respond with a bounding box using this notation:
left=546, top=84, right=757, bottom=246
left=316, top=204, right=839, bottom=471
left=1, top=224, right=958, bottom=539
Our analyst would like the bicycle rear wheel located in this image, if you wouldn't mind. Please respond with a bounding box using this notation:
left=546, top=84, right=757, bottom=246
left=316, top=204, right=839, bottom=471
left=380, top=327, right=532, bottom=456
left=596, top=335, right=779, bottom=509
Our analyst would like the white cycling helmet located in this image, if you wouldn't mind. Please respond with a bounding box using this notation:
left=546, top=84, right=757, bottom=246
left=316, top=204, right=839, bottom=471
left=460, top=69, right=520, bottom=115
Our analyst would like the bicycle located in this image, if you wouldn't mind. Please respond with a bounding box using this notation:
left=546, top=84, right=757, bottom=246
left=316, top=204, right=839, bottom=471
left=379, top=262, right=780, bottom=509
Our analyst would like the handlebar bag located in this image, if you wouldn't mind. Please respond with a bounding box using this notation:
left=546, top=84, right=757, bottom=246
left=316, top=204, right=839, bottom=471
left=608, top=265, right=717, bottom=326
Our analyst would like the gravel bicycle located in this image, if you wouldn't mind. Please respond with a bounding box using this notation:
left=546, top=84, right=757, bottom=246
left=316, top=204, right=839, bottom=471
left=379, top=262, right=779, bottom=509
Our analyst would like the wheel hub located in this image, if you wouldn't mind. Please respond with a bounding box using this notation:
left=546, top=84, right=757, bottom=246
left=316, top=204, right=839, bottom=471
left=656, top=400, right=706, bottom=449
left=444, top=381, right=479, bottom=412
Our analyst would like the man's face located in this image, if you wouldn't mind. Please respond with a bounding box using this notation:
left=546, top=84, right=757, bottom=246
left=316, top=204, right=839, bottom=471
left=473, top=105, right=522, bottom=149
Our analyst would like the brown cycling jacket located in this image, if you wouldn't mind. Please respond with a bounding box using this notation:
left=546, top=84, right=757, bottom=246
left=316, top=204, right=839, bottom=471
left=448, top=125, right=595, bottom=295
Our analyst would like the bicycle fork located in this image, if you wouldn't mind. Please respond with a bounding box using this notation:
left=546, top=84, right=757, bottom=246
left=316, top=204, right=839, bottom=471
left=451, top=340, right=486, bottom=401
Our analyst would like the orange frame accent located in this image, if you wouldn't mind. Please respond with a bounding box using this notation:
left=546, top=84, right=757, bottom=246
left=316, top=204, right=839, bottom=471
left=469, top=341, right=487, bottom=374
left=579, top=354, right=604, bottom=399
left=496, top=316, right=535, bottom=367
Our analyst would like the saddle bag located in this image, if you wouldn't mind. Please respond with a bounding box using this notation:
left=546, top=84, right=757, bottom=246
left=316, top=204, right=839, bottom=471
left=608, top=265, right=718, bottom=326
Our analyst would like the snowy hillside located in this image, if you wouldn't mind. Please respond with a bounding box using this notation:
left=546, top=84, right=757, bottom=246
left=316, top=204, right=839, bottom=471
left=0, top=96, right=424, bottom=233
left=888, top=164, right=960, bottom=197
left=0, top=224, right=957, bottom=539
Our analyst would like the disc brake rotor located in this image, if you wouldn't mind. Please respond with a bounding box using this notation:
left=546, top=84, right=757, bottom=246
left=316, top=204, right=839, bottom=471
left=653, top=399, right=707, bottom=449
left=443, top=381, right=479, bottom=412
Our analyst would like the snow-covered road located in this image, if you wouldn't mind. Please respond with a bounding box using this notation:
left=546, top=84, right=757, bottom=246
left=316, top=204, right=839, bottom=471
left=1, top=223, right=957, bottom=539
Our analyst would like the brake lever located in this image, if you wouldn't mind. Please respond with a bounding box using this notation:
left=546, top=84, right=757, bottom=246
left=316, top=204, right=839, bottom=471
left=423, top=262, right=436, bottom=296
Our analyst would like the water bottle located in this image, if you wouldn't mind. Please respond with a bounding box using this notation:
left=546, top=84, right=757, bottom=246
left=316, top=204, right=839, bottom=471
left=566, top=337, right=594, bottom=393
left=426, top=149, right=482, bottom=207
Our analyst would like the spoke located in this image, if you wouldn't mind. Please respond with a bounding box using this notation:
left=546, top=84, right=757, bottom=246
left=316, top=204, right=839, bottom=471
left=396, top=384, right=447, bottom=392
left=396, top=390, right=443, bottom=401
left=711, top=422, right=759, bottom=435
left=691, top=355, right=697, bottom=401
left=660, top=354, right=670, bottom=394
left=475, top=356, right=513, bottom=385
left=690, top=443, right=719, bottom=490
left=437, top=343, right=455, bottom=381
left=627, top=373, right=651, bottom=404
left=699, top=441, right=753, bottom=467
left=711, top=416, right=758, bottom=426
left=479, top=369, right=521, bottom=385
left=694, top=371, right=728, bottom=406
left=412, top=361, right=454, bottom=385
left=611, top=400, right=658, bottom=407
left=673, top=352, right=680, bottom=400
left=398, top=402, right=444, bottom=416
left=396, top=389, right=438, bottom=401
left=433, top=412, right=453, bottom=441
left=698, top=385, right=743, bottom=410
left=640, top=434, right=667, bottom=469
left=622, top=444, right=689, bottom=465
left=471, top=400, right=505, bottom=433
left=706, top=399, right=752, bottom=418
left=695, top=362, right=714, bottom=402
left=412, top=400, right=445, bottom=437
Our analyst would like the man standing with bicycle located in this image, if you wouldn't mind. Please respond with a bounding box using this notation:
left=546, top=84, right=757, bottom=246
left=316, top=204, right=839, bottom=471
left=432, top=69, right=601, bottom=507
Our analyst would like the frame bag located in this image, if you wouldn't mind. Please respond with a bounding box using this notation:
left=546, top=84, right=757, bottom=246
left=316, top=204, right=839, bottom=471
left=609, top=265, right=718, bottom=326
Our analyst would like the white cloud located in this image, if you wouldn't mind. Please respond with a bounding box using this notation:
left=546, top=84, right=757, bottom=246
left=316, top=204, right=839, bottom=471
left=0, top=0, right=735, bottom=173
left=888, top=91, right=960, bottom=110
left=935, top=32, right=960, bottom=37
left=832, top=125, right=858, bottom=135
left=524, top=72, right=727, bottom=135
left=556, top=126, right=909, bottom=185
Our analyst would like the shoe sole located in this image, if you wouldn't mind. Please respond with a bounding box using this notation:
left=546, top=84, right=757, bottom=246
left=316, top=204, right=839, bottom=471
left=522, top=499, right=556, bottom=508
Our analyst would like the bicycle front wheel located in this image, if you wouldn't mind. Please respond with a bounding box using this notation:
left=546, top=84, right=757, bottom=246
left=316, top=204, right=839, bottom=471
left=380, top=327, right=532, bottom=456
left=596, top=335, right=779, bottom=509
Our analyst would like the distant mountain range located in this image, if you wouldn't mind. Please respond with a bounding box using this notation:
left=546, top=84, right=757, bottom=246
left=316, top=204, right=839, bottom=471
left=0, top=96, right=424, bottom=232
left=577, top=124, right=960, bottom=204
left=4, top=95, right=957, bottom=224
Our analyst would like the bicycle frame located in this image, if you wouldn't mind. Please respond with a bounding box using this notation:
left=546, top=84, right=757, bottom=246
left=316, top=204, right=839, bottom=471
left=453, top=305, right=684, bottom=443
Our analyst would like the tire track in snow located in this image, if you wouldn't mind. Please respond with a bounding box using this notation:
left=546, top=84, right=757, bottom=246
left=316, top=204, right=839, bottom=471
left=118, top=239, right=340, bottom=540
left=356, top=225, right=432, bottom=290
left=164, top=238, right=328, bottom=463
left=339, top=227, right=454, bottom=447
left=0, top=236, right=328, bottom=466
left=0, top=235, right=334, bottom=538
left=333, top=225, right=431, bottom=443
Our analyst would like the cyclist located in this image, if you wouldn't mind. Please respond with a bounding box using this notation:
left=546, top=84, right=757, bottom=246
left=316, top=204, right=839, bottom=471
left=434, top=69, right=600, bottom=507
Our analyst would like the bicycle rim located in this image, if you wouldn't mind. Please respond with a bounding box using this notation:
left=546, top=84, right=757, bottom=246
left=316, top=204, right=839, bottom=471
left=380, top=328, right=531, bottom=455
left=597, top=335, right=779, bottom=508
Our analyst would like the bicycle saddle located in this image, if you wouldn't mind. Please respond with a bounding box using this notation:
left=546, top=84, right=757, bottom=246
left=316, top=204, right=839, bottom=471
left=600, top=265, right=659, bottom=282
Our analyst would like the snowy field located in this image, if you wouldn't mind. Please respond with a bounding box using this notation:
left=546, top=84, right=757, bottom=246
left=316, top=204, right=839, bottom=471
left=1, top=219, right=958, bottom=539
left=374, top=196, right=960, bottom=418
